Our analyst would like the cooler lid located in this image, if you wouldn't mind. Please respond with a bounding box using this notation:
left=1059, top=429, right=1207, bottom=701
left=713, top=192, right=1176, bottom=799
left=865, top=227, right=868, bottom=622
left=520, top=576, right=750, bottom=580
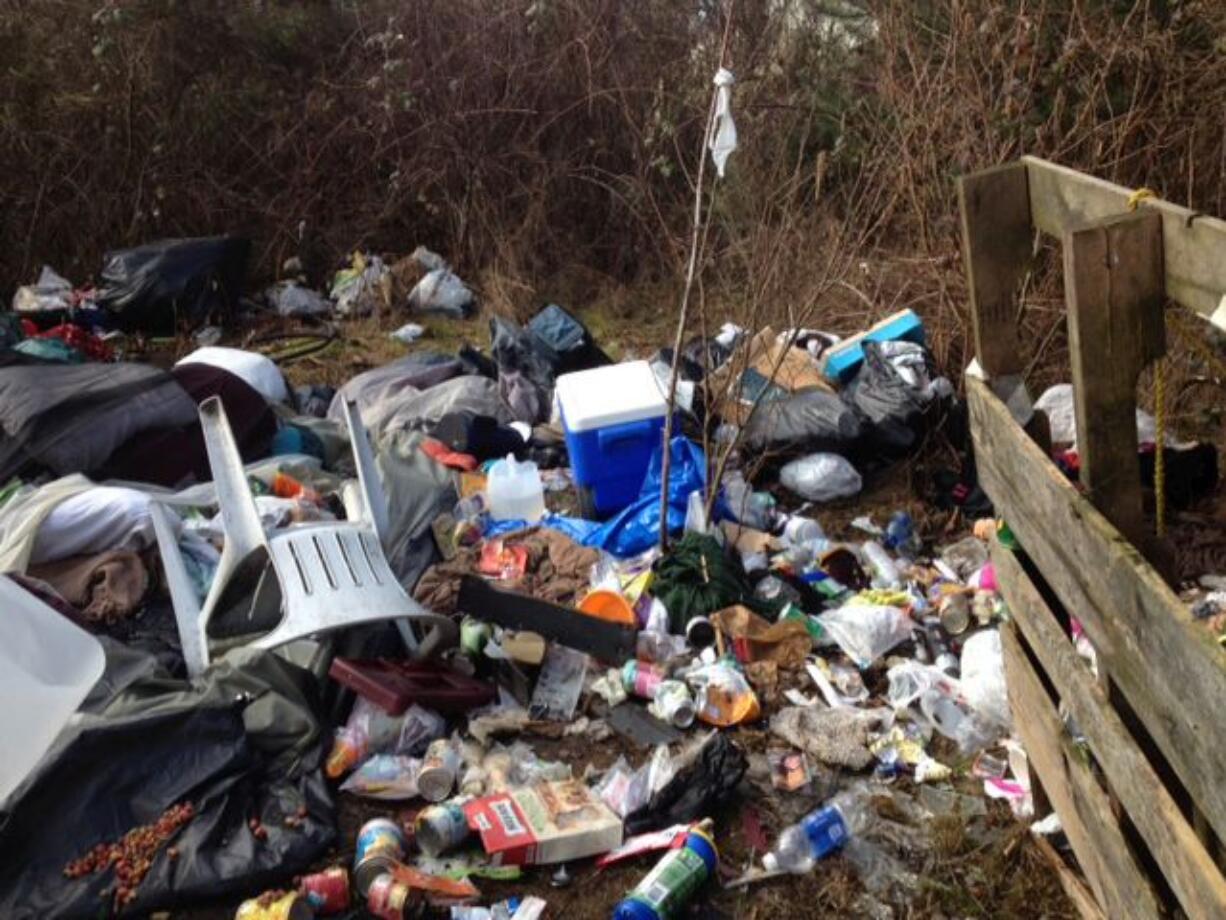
left=556, top=360, right=667, bottom=433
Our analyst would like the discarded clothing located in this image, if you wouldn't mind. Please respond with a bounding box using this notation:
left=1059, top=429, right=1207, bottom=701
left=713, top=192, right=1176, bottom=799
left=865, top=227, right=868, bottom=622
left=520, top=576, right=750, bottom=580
left=415, top=526, right=601, bottom=616
left=28, top=485, right=160, bottom=566
left=770, top=704, right=891, bottom=771
left=432, top=411, right=527, bottom=461
left=336, top=366, right=507, bottom=440
left=98, top=364, right=278, bottom=487
left=420, top=438, right=479, bottom=472
left=328, top=352, right=467, bottom=427
left=28, top=551, right=149, bottom=624
left=377, top=429, right=459, bottom=590
left=0, top=475, right=96, bottom=573
left=651, top=532, right=758, bottom=634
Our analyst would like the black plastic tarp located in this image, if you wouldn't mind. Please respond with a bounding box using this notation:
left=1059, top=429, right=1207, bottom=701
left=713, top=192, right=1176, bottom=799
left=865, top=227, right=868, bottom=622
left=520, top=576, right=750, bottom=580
left=97, top=236, right=250, bottom=334
left=0, top=643, right=336, bottom=919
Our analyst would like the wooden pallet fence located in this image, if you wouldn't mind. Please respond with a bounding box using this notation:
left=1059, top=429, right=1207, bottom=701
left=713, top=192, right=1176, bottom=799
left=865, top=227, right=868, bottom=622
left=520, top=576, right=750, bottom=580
left=958, top=157, right=1226, bottom=920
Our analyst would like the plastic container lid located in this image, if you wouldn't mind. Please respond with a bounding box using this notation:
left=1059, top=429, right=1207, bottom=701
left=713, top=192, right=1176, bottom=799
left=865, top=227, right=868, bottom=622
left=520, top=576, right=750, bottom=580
left=555, top=361, right=667, bottom=433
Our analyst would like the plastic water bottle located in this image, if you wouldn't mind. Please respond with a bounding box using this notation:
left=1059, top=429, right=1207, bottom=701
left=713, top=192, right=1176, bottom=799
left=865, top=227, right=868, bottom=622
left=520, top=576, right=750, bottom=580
left=884, top=511, right=920, bottom=557
left=762, top=788, right=873, bottom=873
left=612, top=821, right=718, bottom=920
left=861, top=541, right=902, bottom=589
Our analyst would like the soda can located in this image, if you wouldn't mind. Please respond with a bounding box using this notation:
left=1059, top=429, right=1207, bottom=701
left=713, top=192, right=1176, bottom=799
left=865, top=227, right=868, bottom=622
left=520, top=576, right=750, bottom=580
left=299, top=866, right=350, bottom=915
left=415, top=802, right=471, bottom=857
left=417, top=738, right=460, bottom=803
left=460, top=617, right=491, bottom=658
left=937, top=592, right=971, bottom=636
left=367, top=872, right=414, bottom=920
left=651, top=680, right=696, bottom=729
left=353, top=818, right=406, bottom=897
left=235, top=891, right=313, bottom=920
left=621, top=660, right=665, bottom=699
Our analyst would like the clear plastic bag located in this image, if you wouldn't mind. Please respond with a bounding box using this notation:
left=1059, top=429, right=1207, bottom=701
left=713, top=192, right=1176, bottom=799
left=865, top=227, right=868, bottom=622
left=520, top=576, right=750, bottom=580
left=340, top=754, right=421, bottom=800
left=885, top=660, right=960, bottom=711
left=818, top=605, right=912, bottom=668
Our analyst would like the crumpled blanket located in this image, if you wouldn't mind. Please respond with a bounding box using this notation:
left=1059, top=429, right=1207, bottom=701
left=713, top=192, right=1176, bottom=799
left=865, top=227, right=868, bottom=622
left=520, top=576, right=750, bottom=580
left=414, top=526, right=600, bottom=615
left=770, top=704, right=892, bottom=771
left=28, top=550, right=149, bottom=624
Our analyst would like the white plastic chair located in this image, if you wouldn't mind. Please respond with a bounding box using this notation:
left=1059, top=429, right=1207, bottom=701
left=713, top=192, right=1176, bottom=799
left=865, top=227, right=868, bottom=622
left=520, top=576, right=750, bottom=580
left=156, top=396, right=455, bottom=677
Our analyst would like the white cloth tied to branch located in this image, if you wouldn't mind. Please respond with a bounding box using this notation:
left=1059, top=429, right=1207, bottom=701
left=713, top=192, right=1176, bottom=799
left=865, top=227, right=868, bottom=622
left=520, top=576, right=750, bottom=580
left=709, top=68, right=738, bottom=178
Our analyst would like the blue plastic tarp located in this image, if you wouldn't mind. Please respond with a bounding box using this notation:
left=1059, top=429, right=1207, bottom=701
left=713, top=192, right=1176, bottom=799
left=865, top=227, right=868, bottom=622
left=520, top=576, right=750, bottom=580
left=482, top=437, right=716, bottom=558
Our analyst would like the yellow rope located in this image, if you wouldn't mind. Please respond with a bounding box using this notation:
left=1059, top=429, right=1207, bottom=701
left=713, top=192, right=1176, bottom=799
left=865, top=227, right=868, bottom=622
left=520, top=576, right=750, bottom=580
left=1127, top=187, right=1165, bottom=537
left=1127, top=187, right=1157, bottom=210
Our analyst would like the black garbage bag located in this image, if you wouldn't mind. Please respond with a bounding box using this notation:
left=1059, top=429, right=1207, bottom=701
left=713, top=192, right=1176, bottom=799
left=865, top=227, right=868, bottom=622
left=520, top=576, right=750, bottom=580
left=0, top=643, right=335, bottom=919
left=680, top=334, right=734, bottom=380
left=741, top=388, right=863, bottom=456
left=98, top=236, right=251, bottom=334
left=526, top=303, right=611, bottom=376
left=624, top=733, right=747, bottom=835
left=841, top=341, right=932, bottom=456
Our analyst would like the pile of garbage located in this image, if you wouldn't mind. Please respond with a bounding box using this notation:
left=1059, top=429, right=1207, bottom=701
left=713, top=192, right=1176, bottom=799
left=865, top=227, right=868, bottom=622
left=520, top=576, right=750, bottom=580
left=0, top=243, right=1088, bottom=920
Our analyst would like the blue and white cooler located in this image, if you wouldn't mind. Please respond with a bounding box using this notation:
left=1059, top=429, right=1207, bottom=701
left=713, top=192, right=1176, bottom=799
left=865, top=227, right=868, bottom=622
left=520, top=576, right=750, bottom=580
left=556, top=360, right=669, bottom=518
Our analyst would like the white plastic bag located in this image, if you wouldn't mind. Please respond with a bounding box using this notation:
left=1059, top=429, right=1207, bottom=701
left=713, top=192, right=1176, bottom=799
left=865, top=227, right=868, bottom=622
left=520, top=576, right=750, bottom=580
left=268, top=281, right=330, bottom=317
left=960, top=629, right=1011, bottom=729
left=709, top=68, right=738, bottom=177
left=407, top=268, right=475, bottom=318
left=780, top=453, right=862, bottom=502
left=818, top=604, right=912, bottom=668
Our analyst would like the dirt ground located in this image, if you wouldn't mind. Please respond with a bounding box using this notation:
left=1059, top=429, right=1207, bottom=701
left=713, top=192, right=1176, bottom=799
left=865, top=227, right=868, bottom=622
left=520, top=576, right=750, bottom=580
left=163, top=307, right=1086, bottom=919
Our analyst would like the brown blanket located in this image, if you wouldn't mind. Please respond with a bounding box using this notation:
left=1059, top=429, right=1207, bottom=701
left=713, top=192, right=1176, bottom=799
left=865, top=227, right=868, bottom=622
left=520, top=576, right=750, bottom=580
left=28, top=550, right=149, bottom=624
left=415, top=526, right=600, bottom=615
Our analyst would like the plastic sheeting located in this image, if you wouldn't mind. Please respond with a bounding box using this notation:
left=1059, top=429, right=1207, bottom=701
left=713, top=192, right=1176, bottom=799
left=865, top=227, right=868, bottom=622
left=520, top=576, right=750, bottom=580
left=0, top=643, right=335, bottom=919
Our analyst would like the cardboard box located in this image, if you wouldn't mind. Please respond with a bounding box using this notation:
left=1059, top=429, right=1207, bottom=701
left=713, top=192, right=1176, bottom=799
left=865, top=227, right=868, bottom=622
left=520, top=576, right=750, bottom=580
left=708, top=326, right=831, bottom=424
left=464, top=779, right=623, bottom=865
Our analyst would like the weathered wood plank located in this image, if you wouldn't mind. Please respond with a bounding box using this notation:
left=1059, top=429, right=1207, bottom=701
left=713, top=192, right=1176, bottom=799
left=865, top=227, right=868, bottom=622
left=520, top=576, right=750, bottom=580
left=1030, top=832, right=1108, bottom=920
left=957, top=163, right=1031, bottom=376
left=1001, top=620, right=1161, bottom=918
left=1025, top=155, right=1226, bottom=320
left=1063, top=210, right=1166, bottom=547
left=967, top=375, right=1226, bottom=844
left=994, top=543, right=1226, bottom=919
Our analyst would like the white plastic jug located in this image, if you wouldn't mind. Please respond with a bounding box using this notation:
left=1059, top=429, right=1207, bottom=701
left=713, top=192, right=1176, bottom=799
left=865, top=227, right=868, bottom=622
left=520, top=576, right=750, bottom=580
left=486, top=454, right=546, bottom=522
